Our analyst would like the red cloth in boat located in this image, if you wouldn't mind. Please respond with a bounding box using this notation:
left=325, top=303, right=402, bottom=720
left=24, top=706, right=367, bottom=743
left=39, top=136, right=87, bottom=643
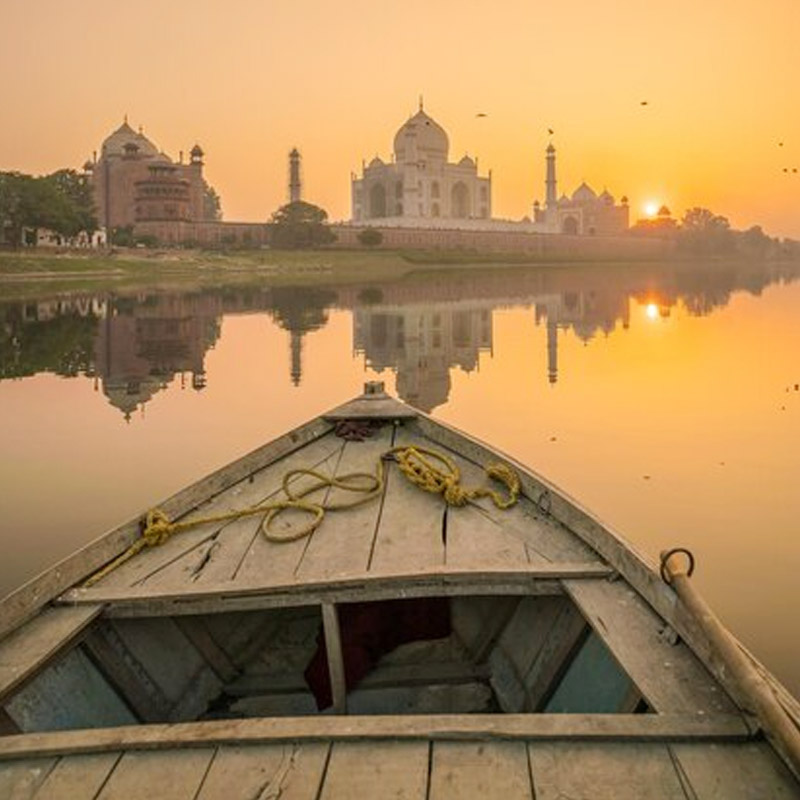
left=304, top=597, right=451, bottom=710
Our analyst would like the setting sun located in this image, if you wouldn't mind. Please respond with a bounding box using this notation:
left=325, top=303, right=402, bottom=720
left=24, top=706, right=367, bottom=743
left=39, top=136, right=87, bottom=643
left=644, top=202, right=660, bottom=218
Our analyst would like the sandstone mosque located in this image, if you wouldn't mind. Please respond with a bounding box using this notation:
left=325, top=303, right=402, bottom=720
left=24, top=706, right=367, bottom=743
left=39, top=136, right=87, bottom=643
left=350, top=101, right=629, bottom=236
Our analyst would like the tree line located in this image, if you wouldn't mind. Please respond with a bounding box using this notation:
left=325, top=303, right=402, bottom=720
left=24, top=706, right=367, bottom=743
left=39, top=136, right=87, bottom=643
left=632, top=206, right=798, bottom=258
left=0, top=170, right=98, bottom=247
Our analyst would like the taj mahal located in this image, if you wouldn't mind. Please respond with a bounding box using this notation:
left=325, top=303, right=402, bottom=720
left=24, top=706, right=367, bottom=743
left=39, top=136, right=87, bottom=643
left=350, top=101, right=629, bottom=236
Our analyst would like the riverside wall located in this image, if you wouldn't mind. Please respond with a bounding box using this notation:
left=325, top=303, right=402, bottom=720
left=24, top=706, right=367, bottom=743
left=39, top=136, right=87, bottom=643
left=330, top=224, right=673, bottom=259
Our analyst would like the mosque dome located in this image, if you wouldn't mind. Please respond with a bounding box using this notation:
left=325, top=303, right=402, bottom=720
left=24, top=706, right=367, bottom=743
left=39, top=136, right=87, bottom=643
left=368, top=156, right=385, bottom=168
left=101, top=119, right=159, bottom=159
left=394, top=107, right=449, bottom=163
left=572, top=182, right=597, bottom=203
left=458, top=155, right=475, bottom=167
left=599, top=189, right=614, bottom=205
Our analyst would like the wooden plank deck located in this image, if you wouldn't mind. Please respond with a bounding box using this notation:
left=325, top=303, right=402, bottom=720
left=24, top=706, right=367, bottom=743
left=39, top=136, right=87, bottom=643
left=1, top=732, right=796, bottom=799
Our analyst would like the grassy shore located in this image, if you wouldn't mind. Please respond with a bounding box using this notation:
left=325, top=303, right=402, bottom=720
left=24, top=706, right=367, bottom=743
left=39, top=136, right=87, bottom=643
left=1, top=247, right=796, bottom=297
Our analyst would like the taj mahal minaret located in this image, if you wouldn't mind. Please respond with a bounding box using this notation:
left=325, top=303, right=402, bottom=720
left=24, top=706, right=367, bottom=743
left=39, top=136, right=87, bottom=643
left=545, top=143, right=557, bottom=210
left=289, top=148, right=302, bottom=203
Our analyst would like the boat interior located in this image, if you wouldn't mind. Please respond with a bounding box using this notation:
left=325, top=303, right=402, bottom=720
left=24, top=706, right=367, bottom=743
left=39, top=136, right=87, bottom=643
left=2, top=592, right=652, bottom=735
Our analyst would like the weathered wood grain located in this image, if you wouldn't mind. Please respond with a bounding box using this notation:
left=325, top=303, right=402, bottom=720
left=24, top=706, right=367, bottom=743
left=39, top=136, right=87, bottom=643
left=528, top=742, right=688, bottom=799
left=136, top=434, right=346, bottom=591
left=57, top=565, right=609, bottom=620
left=565, top=579, right=737, bottom=715
left=430, top=741, right=534, bottom=799
left=295, top=426, right=393, bottom=581
left=321, top=603, right=347, bottom=714
left=0, top=714, right=752, bottom=760
left=0, top=606, right=102, bottom=702
left=0, top=757, right=56, bottom=799
left=671, top=741, right=800, bottom=798
left=319, top=741, right=428, bottom=799
left=195, top=743, right=329, bottom=800
left=33, top=753, right=121, bottom=799
left=95, top=747, right=214, bottom=800
left=369, top=427, right=446, bottom=574
left=422, top=434, right=597, bottom=565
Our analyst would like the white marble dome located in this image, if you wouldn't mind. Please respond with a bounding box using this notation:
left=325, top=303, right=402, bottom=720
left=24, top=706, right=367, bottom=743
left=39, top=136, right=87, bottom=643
left=393, top=109, right=449, bottom=163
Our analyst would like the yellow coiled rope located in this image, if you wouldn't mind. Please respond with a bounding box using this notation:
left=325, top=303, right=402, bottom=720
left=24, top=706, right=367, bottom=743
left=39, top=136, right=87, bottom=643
left=82, top=445, right=520, bottom=587
left=386, top=445, right=520, bottom=510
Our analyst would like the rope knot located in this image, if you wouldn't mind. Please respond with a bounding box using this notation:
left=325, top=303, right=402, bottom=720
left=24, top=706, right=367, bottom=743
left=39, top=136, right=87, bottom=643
left=142, top=509, right=175, bottom=547
left=443, top=482, right=469, bottom=506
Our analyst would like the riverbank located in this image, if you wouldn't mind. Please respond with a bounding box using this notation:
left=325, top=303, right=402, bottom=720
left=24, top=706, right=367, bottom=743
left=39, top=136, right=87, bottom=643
left=3, top=245, right=796, bottom=283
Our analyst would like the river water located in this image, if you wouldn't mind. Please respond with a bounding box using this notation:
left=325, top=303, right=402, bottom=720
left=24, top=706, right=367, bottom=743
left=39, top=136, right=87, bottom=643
left=1, top=260, right=798, bottom=694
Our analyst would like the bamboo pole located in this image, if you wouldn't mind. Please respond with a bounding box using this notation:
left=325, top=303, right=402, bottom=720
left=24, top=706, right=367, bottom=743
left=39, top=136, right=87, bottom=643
left=662, top=549, right=800, bottom=779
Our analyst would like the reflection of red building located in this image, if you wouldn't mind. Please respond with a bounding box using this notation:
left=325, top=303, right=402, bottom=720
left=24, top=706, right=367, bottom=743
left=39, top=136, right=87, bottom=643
left=94, top=294, right=222, bottom=420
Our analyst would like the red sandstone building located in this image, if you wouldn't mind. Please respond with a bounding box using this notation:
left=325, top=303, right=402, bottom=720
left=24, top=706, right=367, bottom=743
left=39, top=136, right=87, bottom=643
left=85, top=119, right=268, bottom=246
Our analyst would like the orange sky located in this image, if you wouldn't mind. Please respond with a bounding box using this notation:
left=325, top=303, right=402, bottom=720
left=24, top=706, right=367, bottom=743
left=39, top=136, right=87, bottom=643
left=2, top=0, right=799, bottom=236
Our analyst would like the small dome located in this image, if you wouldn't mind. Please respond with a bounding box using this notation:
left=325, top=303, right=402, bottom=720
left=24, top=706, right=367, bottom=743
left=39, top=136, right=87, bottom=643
left=394, top=108, right=449, bottom=163
left=620, top=195, right=629, bottom=205
left=190, top=143, right=204, bottom=157
left=657, top=205, right=671, bottom=217
left=83, top=160, right=94, bottom=172
left=572, top=182, right=597, bottom=203
left=546, top=143, right=556, bottom=154
left=101, top=119, right=159, bottom=159
left=368, top=156, right=385, bottom=168
left=458, top=155, right=475, bottom=168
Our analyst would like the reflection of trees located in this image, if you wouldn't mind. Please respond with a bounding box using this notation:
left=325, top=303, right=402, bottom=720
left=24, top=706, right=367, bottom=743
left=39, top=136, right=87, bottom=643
left=0, top=308, right=99, bottom=379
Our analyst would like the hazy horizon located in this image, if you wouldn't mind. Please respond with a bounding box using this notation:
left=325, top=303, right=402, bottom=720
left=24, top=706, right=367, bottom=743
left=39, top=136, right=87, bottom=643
left=2, top=0, right=799, bottom=236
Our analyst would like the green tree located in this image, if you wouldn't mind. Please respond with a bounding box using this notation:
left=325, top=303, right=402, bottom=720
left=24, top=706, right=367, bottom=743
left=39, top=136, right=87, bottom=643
left=47, top=169, right=98, bottom=237
left=1, top=170, right=98, bottom=245
left=203, top=182, right=222, bottom=221
left=268, top=201, right=337, bottom=249
left=678, top=207, right=734, bottom=255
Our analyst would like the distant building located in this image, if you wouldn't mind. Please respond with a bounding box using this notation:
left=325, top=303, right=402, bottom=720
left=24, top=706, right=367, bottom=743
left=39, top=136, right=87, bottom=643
left=351, top=100, right=492, bottom=223
left=85, top=118, right=210, bottom=232
left=532, top=144, right=629, bottom=235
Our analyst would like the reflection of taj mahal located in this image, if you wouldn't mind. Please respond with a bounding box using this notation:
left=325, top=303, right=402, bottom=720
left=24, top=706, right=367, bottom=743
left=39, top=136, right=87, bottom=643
left=353, top=305, right=492, bottom=412
left=351, top=100, right=492, bottom=223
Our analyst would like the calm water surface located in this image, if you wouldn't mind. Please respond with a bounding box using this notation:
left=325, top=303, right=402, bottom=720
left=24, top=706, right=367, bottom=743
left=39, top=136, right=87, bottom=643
left=1, top=260, right=798, bottom=693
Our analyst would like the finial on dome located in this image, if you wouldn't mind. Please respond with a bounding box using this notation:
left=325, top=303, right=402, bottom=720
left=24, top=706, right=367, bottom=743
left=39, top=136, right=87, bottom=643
left=419, top=95, right=424, bottom=112
left=139, top=125, right=143, bottom=134
left=124, top=114, right=128, bottom=124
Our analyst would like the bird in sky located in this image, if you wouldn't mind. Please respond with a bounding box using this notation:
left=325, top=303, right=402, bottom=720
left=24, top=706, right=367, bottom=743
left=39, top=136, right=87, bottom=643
left=547, top=128, right=554, bottom=135
left=783, top=168, right=789, bottom=173
left=778, top=142, right=784, bottom=147
left=640, top=101, right=649, bottom=106
left=476, top=112, right=488, bottom=117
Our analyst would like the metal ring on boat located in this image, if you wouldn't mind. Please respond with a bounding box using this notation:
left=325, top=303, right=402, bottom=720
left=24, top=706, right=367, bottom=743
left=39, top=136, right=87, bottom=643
left=659, top=547, right=696, bottom=585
